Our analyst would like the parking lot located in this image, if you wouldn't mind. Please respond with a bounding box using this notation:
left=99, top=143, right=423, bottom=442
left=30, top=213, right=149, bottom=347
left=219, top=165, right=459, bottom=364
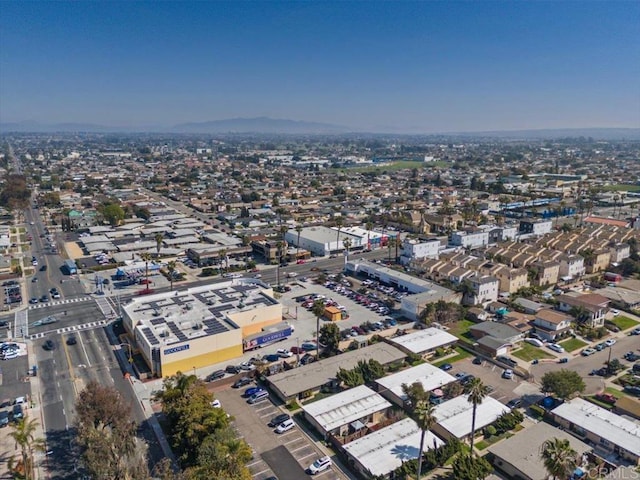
left=216, top=386, right=348, bottom=480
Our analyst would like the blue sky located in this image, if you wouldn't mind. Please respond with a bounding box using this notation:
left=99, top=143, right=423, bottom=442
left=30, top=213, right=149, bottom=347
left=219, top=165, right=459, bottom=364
left=1, top=1, right=638, bottom=132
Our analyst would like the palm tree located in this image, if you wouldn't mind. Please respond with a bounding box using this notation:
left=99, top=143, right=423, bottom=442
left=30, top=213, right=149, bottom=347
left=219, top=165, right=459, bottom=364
left=413, top=400, right=436, bottom=480
left=8, top=418, right=45, bottom=480
left=365, top=220, right=373, bottom=250
left=154, top=233, right=164, bottom=259
left=334, top=216, right=344, bottom=255
left=166, top=260, right=177, bottom=291
left=342, top=238, right=352, bottom=262
left=466, top=377, right=488, bottom=455
left=540, top=437, right=578, bottom=480
left=219, top=248, right=228, bottom=273
left=312, top=300, right=325, bottom=360
left=295, top=224, right=303, bottom=261
left=140, top=251, right=152, bottom=289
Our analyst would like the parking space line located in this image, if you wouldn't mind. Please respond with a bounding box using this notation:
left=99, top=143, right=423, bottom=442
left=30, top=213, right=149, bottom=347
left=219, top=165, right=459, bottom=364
left=290, top=444, right=310, bottom=453
left=259, top=410, right=277, bottom=418
left=297, top=451, right=316, bottom=461
left=247, top=459, right=264, bottom=467
left=284, top=438, right=306, bottom=447
left=315, top=468, right=333, bottom=477
left=254, top=405, right=272, bottom=413
left=251, top=468, right=270, bottom=477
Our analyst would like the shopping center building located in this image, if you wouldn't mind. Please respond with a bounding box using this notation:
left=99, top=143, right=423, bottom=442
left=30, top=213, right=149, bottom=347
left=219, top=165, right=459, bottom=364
left=121, top=279, right=282, bottom=377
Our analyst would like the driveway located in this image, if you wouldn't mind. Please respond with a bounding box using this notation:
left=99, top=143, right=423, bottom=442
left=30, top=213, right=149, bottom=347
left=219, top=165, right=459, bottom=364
left=453, top=357, right=523, bottom=404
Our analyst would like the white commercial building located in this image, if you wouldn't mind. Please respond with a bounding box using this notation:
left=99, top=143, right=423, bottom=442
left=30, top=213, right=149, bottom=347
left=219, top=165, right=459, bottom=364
left=551, top=398, right=640, bottom=464
left=400, top=238, right=440, bottom=265
left=375, top=363, right=456, bottom=406
left=284, top=226, right=363, bottom=257
left=451, top=230, right=490, bottom=249
left=343, top=417, right=444, bottom=479
left=302, top=385, right=392, bottom=439
left=433, top=395, right=510, bottom=441
left=388, top=328, right=458, bottom=357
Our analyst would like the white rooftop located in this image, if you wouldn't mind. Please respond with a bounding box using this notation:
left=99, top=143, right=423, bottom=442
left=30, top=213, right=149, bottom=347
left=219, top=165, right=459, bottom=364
left=552, top=398, right=640, bottom=457
left=375, top=363, right=456, bottom=401
left=302, top=385, right=392, bottom=432
left=390, top=328, right=458, bottom=354
left=434, top=395, right=510, bottom=439
left=343, top=417, right=444, bottom=477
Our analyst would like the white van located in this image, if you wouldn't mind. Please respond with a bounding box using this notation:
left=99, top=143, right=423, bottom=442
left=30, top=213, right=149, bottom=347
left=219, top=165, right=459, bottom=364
left=525, top=338, right=544, bottom=347
left=275, top=418, right=295, bottom=433
left=248, top=390, right=269, bottom=404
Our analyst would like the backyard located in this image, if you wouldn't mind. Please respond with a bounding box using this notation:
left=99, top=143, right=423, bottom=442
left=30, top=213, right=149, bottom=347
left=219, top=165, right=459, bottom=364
left=447, top=319, right=475, bottom=343
left=559, top=337, right=588, bottom=352
left=432, top=346, right=473, bottom=367
left=511, top=343, right=554, bottom=362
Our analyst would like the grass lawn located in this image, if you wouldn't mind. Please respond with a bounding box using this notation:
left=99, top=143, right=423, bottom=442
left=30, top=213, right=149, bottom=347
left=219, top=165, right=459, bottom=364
left=605, top=387, right=627, bottom=399
left=511, top=343, right=554, bottom=362
left=432, top=346, right=473, bottom=367
left=448, top=319, right=475, bottom=339
left=559, top=338, right=588, bottom=352
left=602, top=184, right=640, bottom=192
left=611, top=315, right=639, bottom=331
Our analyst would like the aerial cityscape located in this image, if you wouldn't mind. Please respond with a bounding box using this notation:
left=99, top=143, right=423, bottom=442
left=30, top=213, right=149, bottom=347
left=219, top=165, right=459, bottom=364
left=0, top=2, right=639, bottom=480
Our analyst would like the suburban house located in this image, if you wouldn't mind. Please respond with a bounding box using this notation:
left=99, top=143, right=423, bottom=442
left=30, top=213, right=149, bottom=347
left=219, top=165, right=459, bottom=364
left=558, top=253, right=586, bottom=281
left=461, top=275, right=500, bottom=306
left=582, top=248, right=611, bottom=274
left=532, top=309, right=573, bottom=341
left=301, top=385, right=392, bottom=441
left=432, top=395, right=511, bottom=442
left=556, top=293, right=609, bottom=328
left=528, top=260, right=560, bottom=287
left=387, top=327, right=458, bottom=358
left=488, top=422, right=591, bottom=480
left=469, top=322, right=523, bottom=356
left=551, top=398, right=640, bottom=465
left=481, top=264, right=530, bottom=293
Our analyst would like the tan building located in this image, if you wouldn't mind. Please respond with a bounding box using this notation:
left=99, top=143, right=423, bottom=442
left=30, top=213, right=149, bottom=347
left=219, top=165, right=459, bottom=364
left=123, top=279, right=282, bottom=377
left=482, top=264, right=529, bottom=293
left=529, top=260, right=560, bottom=287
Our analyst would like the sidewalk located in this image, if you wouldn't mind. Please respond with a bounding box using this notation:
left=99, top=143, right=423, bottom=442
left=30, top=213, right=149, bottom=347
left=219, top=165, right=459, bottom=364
left=25, top=341, right=47, bottom=480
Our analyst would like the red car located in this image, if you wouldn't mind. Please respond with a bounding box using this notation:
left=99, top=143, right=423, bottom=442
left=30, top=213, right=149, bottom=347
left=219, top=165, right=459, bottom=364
left=290, top=346, right=303, bottom=354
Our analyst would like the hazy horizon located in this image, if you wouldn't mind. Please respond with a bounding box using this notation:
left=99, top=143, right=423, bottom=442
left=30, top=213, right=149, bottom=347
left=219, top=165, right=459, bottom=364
left=1, top=1, right=639, bottom=132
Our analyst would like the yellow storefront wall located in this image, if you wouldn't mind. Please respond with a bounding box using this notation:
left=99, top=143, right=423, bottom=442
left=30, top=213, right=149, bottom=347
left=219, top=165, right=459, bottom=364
left=161, top=344, right=242, bottom=377
left=229, top=302, right=283, bottom=336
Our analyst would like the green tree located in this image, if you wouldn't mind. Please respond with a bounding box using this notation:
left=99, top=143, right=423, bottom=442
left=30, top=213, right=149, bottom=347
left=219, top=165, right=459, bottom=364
left=312, top=300, right=325, bottom=360
left=8, top=418, right=45, bottom=480
left=466, top=377, right=488, bottom=455
left=412, top=400, right=436, bottom=480
left=155, top=233, right=164, bottom=259
left=295, top=224, right=303, bottom=261
left=452, top=453, right=493, bottom=480
left=101, top=203, right=125, bottom=226
left=186, top=427, right=252, bottom=480
left=540, top=369, right=586, bottom=400
left=155, top=372, right=230, bottom=467
left=319, top=323, right=341, bottom=356
left=540, top=437, right=578, bottom=480
left=357, top=359, right=385, bottom=383
left=167, top=260, right=177, bottom=291
left=336, top=367, right=364, bottom=387
left=74, top=381, right=149, bottom=480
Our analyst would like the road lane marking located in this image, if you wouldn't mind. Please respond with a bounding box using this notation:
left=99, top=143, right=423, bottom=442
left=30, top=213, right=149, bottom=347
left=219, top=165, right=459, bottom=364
left=62, top=334, right=78, bottom=397
left=78, top=332, right=92, bottom=367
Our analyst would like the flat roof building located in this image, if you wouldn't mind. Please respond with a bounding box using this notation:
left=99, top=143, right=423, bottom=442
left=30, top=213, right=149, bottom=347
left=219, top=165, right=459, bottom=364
left=488, top=422, right=591, bottom=480
left=123, top=279, right=282, bottom=377
left=302, top=385, right=392, bottom=439
left=375, top=363, right=456, bottom=407
left=267, top=343, right=406, bottom=402
left=551, top=398, right=640, bottom=465
left=342, top=417, right=444, bottom=479
left=433, top=394, right=510, bottom=441
left=388, top=327, right=458, bottom=357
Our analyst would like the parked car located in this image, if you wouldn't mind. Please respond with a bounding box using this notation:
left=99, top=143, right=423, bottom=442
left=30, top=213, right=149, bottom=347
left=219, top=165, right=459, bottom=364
left=264, top=354, right=281, bottom=362
left=604, top=339, right=616, bottom=347
left=301, top=343, right=317, bottom=351
left=0, top=410, right=9, bottom=427
left=307, top=456, right=332, bottom=475
left=623, top=352, right=640, bottom=361
left=472, top=356, right=483, bottom=365
left=243, top=387, right=264, bottom=398
left=502, top=369, right=514, bottom=379
left=268, top=413, right=291, bottom=427
left=558, top=357, right=569, bottom=363
left=548, top=343, right=565, bottom=353
left=439, top=363, right=453, bottom=371
left=623, top=385, right=640, bottom=396
left=631, top=328, right=640, bottom=336
left=232, top=377, right=252, bottom=389
left=205, top=370, right=225, bottom=382
left=595, top=392, right=617, bottom=405
left=43, top=340, right=55, bottom=351
left=277, top=348, right=293, bottom=358
left=506, top=398, right=522, bottom=409
left=595, top=342, right=606, bottom=351
left=225, top=365, right=241, bottom=374
left=66, top=336, right=77, bottom=346
left=581, top=348, right=597, bottom=356
left=275, top=418, right=296, bottom=433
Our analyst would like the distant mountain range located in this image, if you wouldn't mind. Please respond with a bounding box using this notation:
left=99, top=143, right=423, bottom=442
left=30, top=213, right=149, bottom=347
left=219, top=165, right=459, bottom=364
left=1, top=117, right=639, bottom=140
